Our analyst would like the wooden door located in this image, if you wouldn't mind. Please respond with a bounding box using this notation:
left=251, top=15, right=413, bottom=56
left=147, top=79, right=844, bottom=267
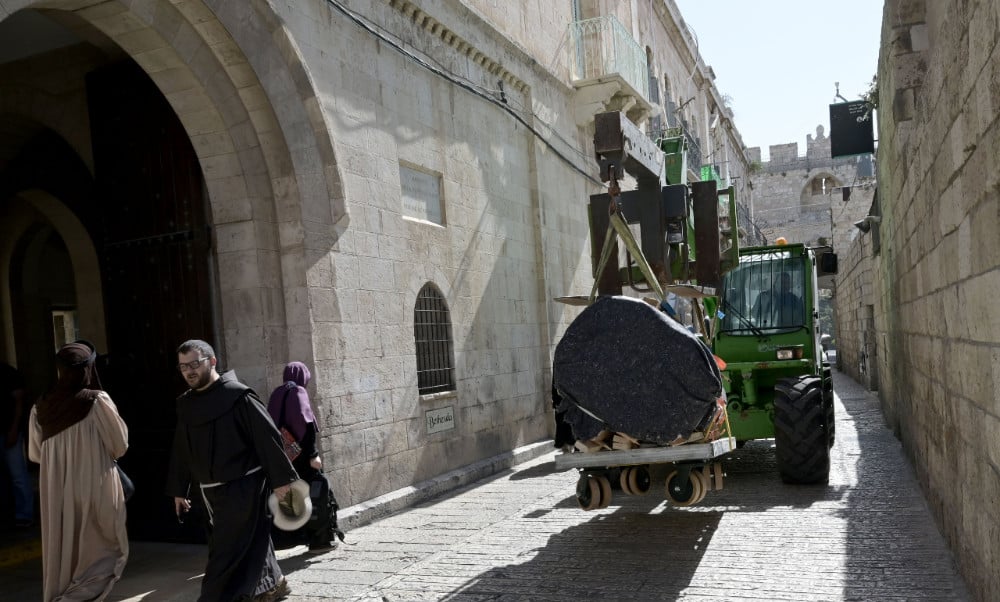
left=87, top=61, right=215, bottom=541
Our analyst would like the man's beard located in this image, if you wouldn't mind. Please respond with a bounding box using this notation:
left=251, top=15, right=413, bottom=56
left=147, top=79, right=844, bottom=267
left=188, top=370, right=213, bottom=390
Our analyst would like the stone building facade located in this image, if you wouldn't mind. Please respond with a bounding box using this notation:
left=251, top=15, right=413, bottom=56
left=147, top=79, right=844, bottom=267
left=748, top=129, right=875, bottom=252
left=0, top=0, right=750, bottom=537
left=837, top=1, right=1000, bottom=599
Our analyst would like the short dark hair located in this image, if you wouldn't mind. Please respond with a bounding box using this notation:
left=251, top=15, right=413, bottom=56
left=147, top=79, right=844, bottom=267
left=176, top=339, right=216, bottom=359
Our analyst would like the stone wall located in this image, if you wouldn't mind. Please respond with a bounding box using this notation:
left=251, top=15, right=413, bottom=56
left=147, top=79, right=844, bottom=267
left=833, top=224, right=877, bottom=389
left=839, top=1, right=1000, bottom=599
left=278, top=0, right=596, bottom=503
left=748, top=127, right=874, bottom=251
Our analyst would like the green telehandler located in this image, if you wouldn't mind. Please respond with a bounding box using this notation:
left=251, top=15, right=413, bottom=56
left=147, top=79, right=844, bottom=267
left=552, top=111, right=839, bottom=510
left=713, top=241, right=839, bottom=484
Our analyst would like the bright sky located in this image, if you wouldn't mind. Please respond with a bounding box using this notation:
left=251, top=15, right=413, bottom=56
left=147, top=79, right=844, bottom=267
left=673, top=1, right=883, bottom=160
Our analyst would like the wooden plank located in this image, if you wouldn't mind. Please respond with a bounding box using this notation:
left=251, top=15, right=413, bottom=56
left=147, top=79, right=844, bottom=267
left=612, top=432, right=640, bottom=450
left=554, top=437, right=735, bottom=470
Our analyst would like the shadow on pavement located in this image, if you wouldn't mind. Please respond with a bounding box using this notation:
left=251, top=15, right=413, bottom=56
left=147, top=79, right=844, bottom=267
left=429, top=438, right=847, bottom=602
left=441, top=504, right=724, bottom=602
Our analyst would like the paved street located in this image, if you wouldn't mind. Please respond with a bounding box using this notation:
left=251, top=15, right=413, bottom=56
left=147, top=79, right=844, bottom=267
left=3, top=371, right=971, bottom=601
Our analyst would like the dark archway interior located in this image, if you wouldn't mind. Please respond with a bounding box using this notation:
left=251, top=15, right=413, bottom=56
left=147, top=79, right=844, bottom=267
left=1, top=11, right=218, bottom=541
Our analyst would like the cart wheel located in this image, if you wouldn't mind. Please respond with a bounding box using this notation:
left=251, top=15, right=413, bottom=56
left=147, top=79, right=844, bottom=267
left=596, top=475, right=612, bottom=508
left=627, top=465, right=651, bottom=495
left=690, top=469, right=710, bottom=504
left=619, top=467, right=634, bottom=495
left=576, top=475, right=602, bottom=511
left=665, top=470, right=702, bottom=506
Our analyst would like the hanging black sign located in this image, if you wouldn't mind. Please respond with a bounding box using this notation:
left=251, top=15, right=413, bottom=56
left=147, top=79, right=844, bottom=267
left=829, top=101, right=874, bottom=158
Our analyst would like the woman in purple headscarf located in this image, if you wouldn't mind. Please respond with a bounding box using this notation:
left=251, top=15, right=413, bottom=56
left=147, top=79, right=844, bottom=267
left=267, top=362, right=343, bottom=554
left=28, top=341, right=129, bottom=602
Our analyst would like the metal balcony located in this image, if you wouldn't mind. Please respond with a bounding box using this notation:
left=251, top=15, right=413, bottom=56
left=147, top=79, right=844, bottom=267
left=567, top=15, right=652, bottom=127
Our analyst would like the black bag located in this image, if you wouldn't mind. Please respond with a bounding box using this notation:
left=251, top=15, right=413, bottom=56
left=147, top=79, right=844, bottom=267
left=116, top=463, right=135, bottom=502
left=308, top=473, right=345, bottom=543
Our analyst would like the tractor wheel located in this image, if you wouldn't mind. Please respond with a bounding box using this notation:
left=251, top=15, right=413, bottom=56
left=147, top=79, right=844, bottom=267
left=774, top=376, right=830, bottom=484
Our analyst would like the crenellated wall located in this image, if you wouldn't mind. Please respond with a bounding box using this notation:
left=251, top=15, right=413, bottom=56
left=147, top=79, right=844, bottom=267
left=748, top=127, right=874, bottom=252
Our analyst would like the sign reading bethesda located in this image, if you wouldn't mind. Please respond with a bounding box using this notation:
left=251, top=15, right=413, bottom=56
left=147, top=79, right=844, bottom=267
left=425, top=406, right=455, bottom=434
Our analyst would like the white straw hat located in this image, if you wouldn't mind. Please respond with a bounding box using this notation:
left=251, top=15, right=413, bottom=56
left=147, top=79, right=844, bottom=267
left=268, top=479, right=313, bottom=531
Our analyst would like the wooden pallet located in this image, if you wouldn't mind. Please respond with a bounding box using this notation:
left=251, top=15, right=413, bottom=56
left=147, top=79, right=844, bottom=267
left=554, top=437, right=735, bottom=470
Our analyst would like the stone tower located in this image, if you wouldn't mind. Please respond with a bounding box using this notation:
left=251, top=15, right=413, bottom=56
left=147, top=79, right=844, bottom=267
left=749, top=125, right=875, bottom=253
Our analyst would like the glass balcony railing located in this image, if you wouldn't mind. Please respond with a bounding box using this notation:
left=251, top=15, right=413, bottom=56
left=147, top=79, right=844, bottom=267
left=568, top=15, right=649, bottom=100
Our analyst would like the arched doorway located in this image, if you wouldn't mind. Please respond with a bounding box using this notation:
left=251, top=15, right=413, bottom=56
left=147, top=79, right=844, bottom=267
left=0, top=66, right=217, bottom=539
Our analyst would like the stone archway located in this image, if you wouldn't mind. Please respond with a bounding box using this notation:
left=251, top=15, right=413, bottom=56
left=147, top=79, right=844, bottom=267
left=801, top=172, right=840, bottom=205
left=1, top=188, right=108, bottom=353
left=0, top=0, right=346, bottom=384
left=0, top=0, right=347, bottom=540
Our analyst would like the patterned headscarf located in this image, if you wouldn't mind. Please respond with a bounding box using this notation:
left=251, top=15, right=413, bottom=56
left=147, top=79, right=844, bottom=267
left=36, top=341, right=103, bottom=442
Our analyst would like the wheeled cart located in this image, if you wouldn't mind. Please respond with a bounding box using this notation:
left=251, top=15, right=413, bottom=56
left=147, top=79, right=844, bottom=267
left=555, top=437, right=736, bottom=509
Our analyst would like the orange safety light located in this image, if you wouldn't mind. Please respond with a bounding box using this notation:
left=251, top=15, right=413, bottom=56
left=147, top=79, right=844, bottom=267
left=775, top=237, right=788, bottom=245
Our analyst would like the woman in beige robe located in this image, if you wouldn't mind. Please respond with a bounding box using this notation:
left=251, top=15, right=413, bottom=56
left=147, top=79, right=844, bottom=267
left=28, top=341, right=129, bottom=602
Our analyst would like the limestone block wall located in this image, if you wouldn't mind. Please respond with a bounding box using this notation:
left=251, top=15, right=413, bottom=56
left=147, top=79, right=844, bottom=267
left=871, top=1, right=1000, bottom=599
left=277, top=0, right=598, bottom=504
left=833, top=230, right=876, bottom=389
left=748, top=129, right=874, bottom=250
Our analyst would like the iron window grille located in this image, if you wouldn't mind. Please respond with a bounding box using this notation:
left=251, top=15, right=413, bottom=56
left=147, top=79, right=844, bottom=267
left=414, top=283, right=456, bottom=395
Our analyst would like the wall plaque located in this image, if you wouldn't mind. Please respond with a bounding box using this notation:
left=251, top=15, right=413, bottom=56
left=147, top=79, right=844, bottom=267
left=400, top=164, right=444, bottom=224
left=426, top=406, right=455, bottom=434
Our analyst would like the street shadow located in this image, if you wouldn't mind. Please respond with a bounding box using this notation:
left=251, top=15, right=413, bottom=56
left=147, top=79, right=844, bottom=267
left=439, top=500, right=724, bottom=601
left=419, top=437, right=848, bottom=602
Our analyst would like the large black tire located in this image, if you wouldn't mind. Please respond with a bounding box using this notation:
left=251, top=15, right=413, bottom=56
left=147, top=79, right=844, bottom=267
left=774, top=376, right=830, bottom=484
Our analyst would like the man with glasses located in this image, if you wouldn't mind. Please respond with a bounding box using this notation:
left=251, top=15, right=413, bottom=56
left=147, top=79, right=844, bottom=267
left=166, top=340, right=298, bottom=601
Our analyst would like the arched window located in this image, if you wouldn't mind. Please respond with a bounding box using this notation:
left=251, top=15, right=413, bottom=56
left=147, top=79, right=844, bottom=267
left=811, top=177, right=827, bottom=195
left=802, top=174, right=839, bottom=206
left=414, top=283, right=456, bottom=395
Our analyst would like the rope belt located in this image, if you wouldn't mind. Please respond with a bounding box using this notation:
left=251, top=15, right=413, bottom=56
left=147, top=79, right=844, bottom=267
left=199, top=465, right=262, bottom=489
left=198, top=466, right=264, bottom=526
